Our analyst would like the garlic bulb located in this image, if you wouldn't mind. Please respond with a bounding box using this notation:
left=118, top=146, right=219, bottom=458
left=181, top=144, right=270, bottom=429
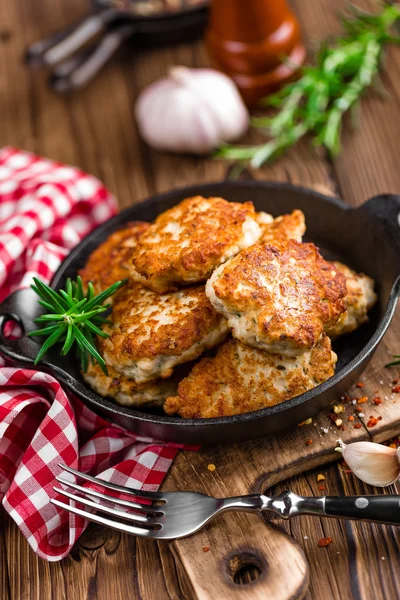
left=336, top=439, right=400, bottom=487
left=135, top=66, right=249, bottom=154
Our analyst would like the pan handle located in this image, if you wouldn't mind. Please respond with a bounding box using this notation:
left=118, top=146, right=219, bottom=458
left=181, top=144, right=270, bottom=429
left=25, top=9, right=118, bottom=68
left=358, top=193, right=400, bottom=294
left=50, top=23, right=136, bottom=93
left=0, top=288, right=43, bottom=367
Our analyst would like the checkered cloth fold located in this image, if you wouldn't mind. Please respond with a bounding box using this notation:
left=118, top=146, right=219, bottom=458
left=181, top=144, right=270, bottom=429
left=0, top=148, right=188, bottom=561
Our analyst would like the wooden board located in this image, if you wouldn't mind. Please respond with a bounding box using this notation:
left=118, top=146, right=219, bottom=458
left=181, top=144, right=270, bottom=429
left=1, top=0, right=400, bottom=598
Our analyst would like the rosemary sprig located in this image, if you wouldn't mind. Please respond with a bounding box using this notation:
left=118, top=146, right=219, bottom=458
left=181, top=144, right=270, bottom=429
left=386, top=355, right=400, bottom=368
left=28, top=276, right=126, bottom=375
left=216, top=4, right=400, bottom=168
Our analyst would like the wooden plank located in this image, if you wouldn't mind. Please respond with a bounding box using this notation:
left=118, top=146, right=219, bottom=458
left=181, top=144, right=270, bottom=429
left=0, top=511, right=11, bottom=600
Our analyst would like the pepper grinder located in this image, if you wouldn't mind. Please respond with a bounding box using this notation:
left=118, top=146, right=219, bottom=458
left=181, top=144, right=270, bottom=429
left=206, top=0, right=306, bottom=107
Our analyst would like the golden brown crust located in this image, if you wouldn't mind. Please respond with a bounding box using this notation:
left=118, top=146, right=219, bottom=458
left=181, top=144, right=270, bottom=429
left=130, top=196, right=261, bottom=293
left=326, top=262, right=377, bottom=339
left=164, top=334, right=337, bottom=418
left=82, top=362, right=178, bottom=407
left=206, top=239, right=347, bottom=356
left=79, top=222, right=150, bottom=295
left=258, top=210, right=306, bottom=244
left=99, top=282, right=229, bottom=383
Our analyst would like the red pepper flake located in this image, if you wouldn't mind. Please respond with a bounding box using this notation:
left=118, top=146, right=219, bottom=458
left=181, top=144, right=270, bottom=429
left=378, top=416, right=382, bottom=421
left=367, top=417, right=379, bottom=428
left=317, top=537, right=332, bottom=547
left=348, top=415, right=355, bottom=421
left=393, top=379, right=399, bottom=384
left=354, top=423, right=362, bottom=429
left=318, top=485, right=325, bottom=491
left=357, top=396, right=368, bottom=404
left=392, top=386, right=400, bottom=393
left=356, top=382, right=365, bottom=388
left=202, top=546, right=210, bottom=552
left=373, top=397, right=382, bottom=405
left=305, top=439, right=313, bottom=446
left=354, top=406, right=363, bottom=413
left=344, top=469, right=352, bottom=474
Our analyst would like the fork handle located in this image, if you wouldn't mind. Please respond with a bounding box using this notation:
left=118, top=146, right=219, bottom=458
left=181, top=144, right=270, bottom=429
left=323, top=495, right=400, bottom=525
left=261, top=491, right=400, bottom=525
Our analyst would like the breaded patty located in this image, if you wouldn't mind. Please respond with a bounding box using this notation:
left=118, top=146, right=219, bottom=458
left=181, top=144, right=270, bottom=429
left=79, top=221, right=150, bottom=295
left=326, top=262, right=377, bottom=339
left=164, top=334, right=337, bottom=418
left=130, top=196, right=261, bottom=293
left=258, top=210, right=306, bottom=244
left=206, top=239, right=347, bottom=356
left=99, top=282, right=229, bottom=384
left=82, top=362, right=177, bottom=407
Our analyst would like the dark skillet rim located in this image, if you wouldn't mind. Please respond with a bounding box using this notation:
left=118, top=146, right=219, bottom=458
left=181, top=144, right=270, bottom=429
left=51, top=180, right=400, bottom=429
left=115, top=1, right=209, bottom=22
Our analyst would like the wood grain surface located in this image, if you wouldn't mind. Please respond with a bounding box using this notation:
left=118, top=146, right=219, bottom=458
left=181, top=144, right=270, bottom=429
left=1, top=0, right=400, bottom=598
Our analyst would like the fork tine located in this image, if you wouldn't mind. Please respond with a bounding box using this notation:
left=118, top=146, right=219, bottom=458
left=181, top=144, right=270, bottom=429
left=55, top=476, right=160, bottom=513
left=59, top=464, right=164, bottom=501
left=53, top=486, right=158, bottom=525
left=50, top=498, right=157, bottom=539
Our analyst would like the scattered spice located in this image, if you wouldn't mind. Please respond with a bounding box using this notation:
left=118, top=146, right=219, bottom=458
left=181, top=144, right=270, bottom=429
left=356, top=382, right=365, bottom=388
left=354, top=423, right=362, bottom=429
left=306, top=439, right=313, bottom=446
left=367, top=417, right=379, bottom=428
left=373, top=397, right=382, bottom=405
left=393, top=379, right=399, bottom=384
left=355, top=406, right=363, bottom=412
left=317, top=474, right=326, bottom=482
left=348, top=415, right=355, bottom=422
left=207, top=464, right=216, bottom=472
left=298, top=418, right=313, bottom=426
left=318, top=537, right=333, bottom=547
left=357, top=396, right=368, bottom=404
left=202, top=546, right=210, bottom=552
left=389, top=443, right=397, bottom=449
left=344, top=469, right=353, bottom=474
left=318, top=485, right=325, bottom=491
left=333, top=404, right=344, bottom=414
left=392, top=386, right=400, bottom=393
left=335, top=418, right=343, bottom=427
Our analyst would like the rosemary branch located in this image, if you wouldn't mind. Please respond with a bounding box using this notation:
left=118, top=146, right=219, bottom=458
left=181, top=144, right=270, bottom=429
left=216, top=4, right=400, bottom=168
left=28, top=276, right=126, bottom=375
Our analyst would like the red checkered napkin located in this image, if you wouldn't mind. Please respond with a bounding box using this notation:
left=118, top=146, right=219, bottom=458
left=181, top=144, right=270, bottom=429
left=0, top=148, right=190, bottom=561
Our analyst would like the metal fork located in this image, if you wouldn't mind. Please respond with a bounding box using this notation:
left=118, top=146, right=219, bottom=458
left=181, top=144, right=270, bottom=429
left=51, top=464, right=400, bottom=540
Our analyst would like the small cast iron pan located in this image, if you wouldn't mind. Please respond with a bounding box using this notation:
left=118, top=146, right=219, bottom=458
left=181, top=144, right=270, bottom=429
left=25, top=0, right=209, bottom=92
left=0, top=181, right=399, bottom=445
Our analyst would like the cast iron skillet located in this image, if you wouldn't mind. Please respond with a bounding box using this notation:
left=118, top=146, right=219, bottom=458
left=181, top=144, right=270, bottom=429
left=0, top=181, right=399, bottom=445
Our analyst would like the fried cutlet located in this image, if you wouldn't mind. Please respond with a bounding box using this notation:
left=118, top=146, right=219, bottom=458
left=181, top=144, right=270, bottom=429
left=206, top=239, right=347, bottom=356
left=82, top=362, right=178, bottom=407
left=258, top=209, right=306, bottom=244
left=99, top=282, right=229, bottom=384
left=326, top=262, right=377, bottom=339
left=129, top=196, right=261, bottom=293
left=164, top=334, right=337, bottom=418
left=79, top=221, right=150, bottom=296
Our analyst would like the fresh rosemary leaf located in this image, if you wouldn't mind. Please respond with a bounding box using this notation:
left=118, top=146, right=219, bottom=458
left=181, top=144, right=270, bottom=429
left=29, top=276, right=126, bottom=373
left=72, top=324, right=107, bottom=372
left=34, top=324, right=67, bottom=364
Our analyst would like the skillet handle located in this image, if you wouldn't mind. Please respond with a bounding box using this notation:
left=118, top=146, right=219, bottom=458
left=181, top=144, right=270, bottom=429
left=50, top=23, right=136, bottom=93
left=358, top=193, right=400, bottom=294
left=25, top=9, right=117, bottom=68
left=0, top=288, right=42, bottom=367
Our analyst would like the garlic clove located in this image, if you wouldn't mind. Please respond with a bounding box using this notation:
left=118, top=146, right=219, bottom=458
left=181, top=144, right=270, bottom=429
left=336, top=439, right=400, bottom=487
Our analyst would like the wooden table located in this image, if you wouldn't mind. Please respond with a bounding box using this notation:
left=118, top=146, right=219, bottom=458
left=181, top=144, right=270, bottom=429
left=1, top=0, right=400, bottom=598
